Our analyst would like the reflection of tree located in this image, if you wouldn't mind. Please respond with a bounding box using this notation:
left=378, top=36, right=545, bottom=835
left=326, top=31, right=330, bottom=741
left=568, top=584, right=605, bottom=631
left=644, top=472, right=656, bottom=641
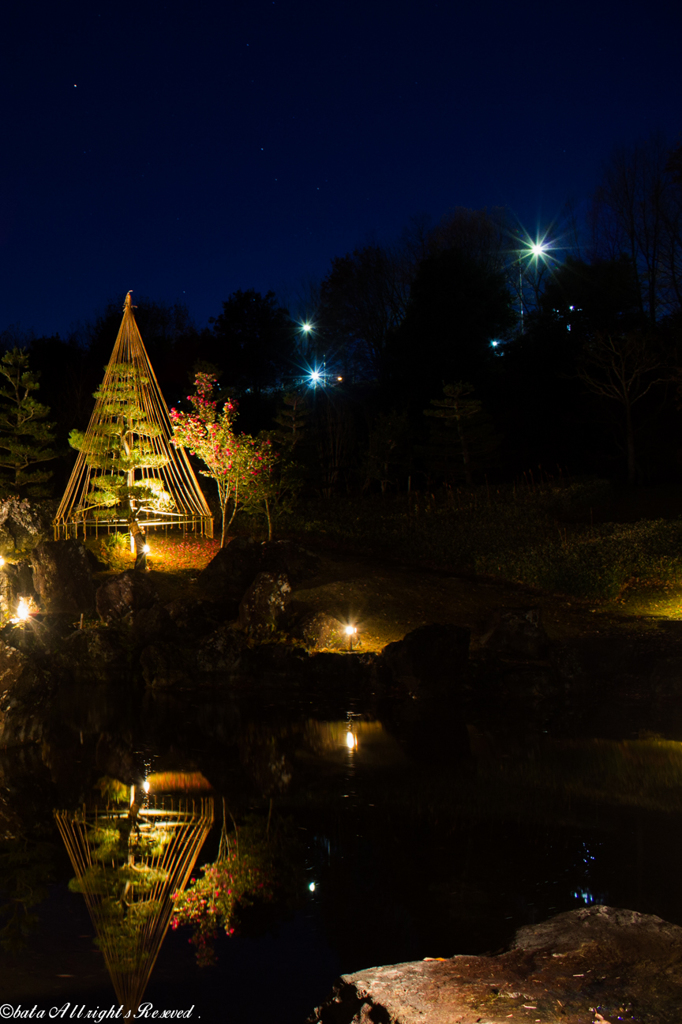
left=170, top=802, right=303, bottom=967
left=54, top=795, right=213, bottom=1019
left=0, top=836, right=56, bottom=952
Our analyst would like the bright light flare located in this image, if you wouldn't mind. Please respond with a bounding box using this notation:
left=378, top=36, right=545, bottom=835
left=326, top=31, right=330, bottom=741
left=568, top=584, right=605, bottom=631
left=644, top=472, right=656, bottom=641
left=529, top=242, right=547, bottom=257
left=16, top=598, right=30, bottom=622
left=0, top=556, right=5, bottom=568
left=142, top=779, right=150, bottom=793
left=301, top=322, right=313, bottom=333
left=346, top=731, right=357, bottom=750
left=142, top=544, right=150, bottom=555
left=308, top=881, right=316, bottom=892
left=345, top=625, right=357, bottom=636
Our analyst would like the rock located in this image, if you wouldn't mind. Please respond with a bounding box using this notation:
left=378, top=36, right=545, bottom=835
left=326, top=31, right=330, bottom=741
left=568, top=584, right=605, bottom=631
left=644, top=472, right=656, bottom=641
left=165, top=596, right=224, bottom=637
left=197, top=536, right=261, bottom=604
left=95, top=570, right=157, bottom=623
left=197, top=538, right=320, bottom=610
left=0, top=559, right=38, bottom=620
left=309, top=905, right=682, bottom=1024
left=56, top=626, right=130, bottom=680
left=30, top=539, right=96, bottom=615
left=238, top=571, right=291, bottom=636
left=0, top=498, right=49, bottom=557
left=513, top=902, right=682, bottom=953
left=140, top=642, right=196, bottom=689
left=293, top=610, right=347, bottom=650
left=480, top=606, right=551, bottom=661
left=0, top=638, right=50, bottom=747
left=195, top=624, right=246, bottom=673
left=379, top=623, right=470, bottom=697
left=259, top=539, right=320, bottom=586
left=131, top=602, right=174, bottom=646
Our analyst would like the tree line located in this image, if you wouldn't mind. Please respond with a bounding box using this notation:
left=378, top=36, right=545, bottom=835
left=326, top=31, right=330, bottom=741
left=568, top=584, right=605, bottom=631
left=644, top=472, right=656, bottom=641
left=1, top=133, right=682, bottom=511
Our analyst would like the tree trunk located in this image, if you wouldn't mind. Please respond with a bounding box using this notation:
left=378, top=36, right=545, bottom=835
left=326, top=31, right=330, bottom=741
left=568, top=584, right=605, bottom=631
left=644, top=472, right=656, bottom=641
left=264, top=497, right=272, bottom=541
left=625, top=400, right=637, bottom=486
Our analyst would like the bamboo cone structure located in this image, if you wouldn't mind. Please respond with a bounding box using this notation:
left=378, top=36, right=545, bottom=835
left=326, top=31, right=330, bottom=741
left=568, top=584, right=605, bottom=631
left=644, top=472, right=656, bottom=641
left=54, top=796, right=214, bottom=1018
left=53, top=291, right=213, bottom=539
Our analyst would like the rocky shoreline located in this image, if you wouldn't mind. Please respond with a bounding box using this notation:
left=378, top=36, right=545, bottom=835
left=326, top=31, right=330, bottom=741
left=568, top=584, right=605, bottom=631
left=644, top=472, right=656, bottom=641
left=3, top=532, right=682, bottom=748
left=308, top=905, right=682, bottom=1024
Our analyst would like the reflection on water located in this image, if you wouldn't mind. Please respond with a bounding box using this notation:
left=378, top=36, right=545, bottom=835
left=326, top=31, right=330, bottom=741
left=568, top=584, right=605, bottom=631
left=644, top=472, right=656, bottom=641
left=2, top=682, right=682, bottom=1021
left=54, top=791, right=213, bottom=1017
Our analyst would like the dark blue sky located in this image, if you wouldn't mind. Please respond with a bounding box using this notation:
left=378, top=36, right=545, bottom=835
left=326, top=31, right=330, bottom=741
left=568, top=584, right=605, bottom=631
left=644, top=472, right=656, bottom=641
left=2, top=0, right=680, bottom=337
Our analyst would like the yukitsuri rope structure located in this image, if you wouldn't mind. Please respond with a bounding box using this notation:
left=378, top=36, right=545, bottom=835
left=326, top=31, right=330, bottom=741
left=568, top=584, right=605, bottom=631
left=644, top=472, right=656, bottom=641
left=54, top=795, right=214, bottom=1018
left=53, top=291, right=213, bottom=539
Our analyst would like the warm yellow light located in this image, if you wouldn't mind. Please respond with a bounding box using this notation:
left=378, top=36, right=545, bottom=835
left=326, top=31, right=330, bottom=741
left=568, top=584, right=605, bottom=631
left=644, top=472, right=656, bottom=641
left=143, top=779, right=150, bottom=793
left=345, top=625, right=357, bottom=636
left=16, top=598, right=30, bottom=622
left=346, top=731, right=356, bottom=749
left=130, top=533, right=135, bottom=553
left=337, top=376, right=343, bottom=381
left=0, top=556, right=5, bottom=568
left=142, top=544, right=150, bottom=554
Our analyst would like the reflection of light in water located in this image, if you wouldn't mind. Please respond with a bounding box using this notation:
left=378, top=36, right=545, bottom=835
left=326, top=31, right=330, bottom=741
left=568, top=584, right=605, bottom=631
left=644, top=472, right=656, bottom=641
left=346, top=731, right=357, bottom=750
left=574, top=887, right=596, bottom=905
left=143, top=779, right=150, bottom=793
left=144, top=771, right=213, bottom=793
left=573, top=842, right=601, bottom=907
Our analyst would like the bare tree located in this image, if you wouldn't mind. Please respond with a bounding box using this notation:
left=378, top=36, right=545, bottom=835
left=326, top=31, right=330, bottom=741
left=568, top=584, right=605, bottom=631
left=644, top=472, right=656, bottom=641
left=591, top=135, right=682, bottom=321
left=579, top=331, right=666, bottom=484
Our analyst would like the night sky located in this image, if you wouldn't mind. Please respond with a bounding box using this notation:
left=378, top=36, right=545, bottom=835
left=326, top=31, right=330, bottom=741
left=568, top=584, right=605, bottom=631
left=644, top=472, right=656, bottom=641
left=2, top=0, right=680, bottom=338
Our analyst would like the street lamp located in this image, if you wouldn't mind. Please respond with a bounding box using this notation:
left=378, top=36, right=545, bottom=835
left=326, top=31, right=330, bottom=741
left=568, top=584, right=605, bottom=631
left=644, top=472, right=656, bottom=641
left=517, top=236, right=552, bottom=329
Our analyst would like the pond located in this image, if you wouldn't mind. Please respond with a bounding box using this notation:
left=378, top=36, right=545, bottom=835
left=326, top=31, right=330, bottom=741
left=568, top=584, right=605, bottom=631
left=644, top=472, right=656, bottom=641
left=2, top=679, right=682, bottom=1023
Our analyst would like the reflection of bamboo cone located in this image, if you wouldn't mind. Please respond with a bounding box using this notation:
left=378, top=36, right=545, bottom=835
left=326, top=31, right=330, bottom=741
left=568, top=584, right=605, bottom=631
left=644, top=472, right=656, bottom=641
left=55, top=797, right=213, bottom=1018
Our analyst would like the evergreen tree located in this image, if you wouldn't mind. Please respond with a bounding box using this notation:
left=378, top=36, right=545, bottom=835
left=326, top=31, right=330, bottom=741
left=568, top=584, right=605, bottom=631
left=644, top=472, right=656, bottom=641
left=424, top=381, right=500, bottom=486
left=0, top=348, right=57, bottom=496
left=69, top=365, right=172, bottom=528
left=272, top=392, right=308, bottom=450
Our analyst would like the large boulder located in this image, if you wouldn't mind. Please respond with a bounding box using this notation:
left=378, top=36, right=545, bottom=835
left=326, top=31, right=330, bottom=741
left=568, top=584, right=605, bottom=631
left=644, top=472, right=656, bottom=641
left=95, top=570, right=157, bottom=623
left=0, top=638, right=50, bottom=747
left=0, top=498, right=49, bottom=557
left=195, top=624, right=247, bottom=673
left=197, top=536, right=261, bottom=607
left=238, top=571, right=291, bottom=636
left=309, top=906, right=682, bottom=1024
left=480, top=606, right=551, bottom=661
left=293, top=610, right=347, bottom=650
left=54, top=626, right=130, bottom=680
left=259, top=540, right=320, bottom=586
left=30, top=539, right=96, bottom=615
left=197, top=537, right=321, bottom=612
left=379, top=623, right=470, bottom=697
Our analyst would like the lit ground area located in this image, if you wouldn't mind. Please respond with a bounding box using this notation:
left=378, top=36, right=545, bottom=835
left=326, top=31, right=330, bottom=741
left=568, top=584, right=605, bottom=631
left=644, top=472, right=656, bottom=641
left=87, top=530, right=682, bottom=653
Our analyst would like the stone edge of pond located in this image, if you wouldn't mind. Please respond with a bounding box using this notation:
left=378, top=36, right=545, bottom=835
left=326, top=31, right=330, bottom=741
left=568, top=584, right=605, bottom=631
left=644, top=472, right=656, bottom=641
left=307, top=905, right=682, bottom=1024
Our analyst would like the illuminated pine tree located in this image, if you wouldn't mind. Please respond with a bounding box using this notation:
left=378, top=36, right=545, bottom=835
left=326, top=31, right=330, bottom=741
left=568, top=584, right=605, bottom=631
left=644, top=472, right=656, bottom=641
left=0, top=348, right=57, bottom=496
left=54, top=293, right=213, bottom=541
left=69, top=365, right=173, bottom=527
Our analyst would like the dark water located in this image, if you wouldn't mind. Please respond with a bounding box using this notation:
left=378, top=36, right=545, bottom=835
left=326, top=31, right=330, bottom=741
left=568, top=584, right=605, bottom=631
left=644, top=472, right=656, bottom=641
left=2, top=680, right=682, bottom=1023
